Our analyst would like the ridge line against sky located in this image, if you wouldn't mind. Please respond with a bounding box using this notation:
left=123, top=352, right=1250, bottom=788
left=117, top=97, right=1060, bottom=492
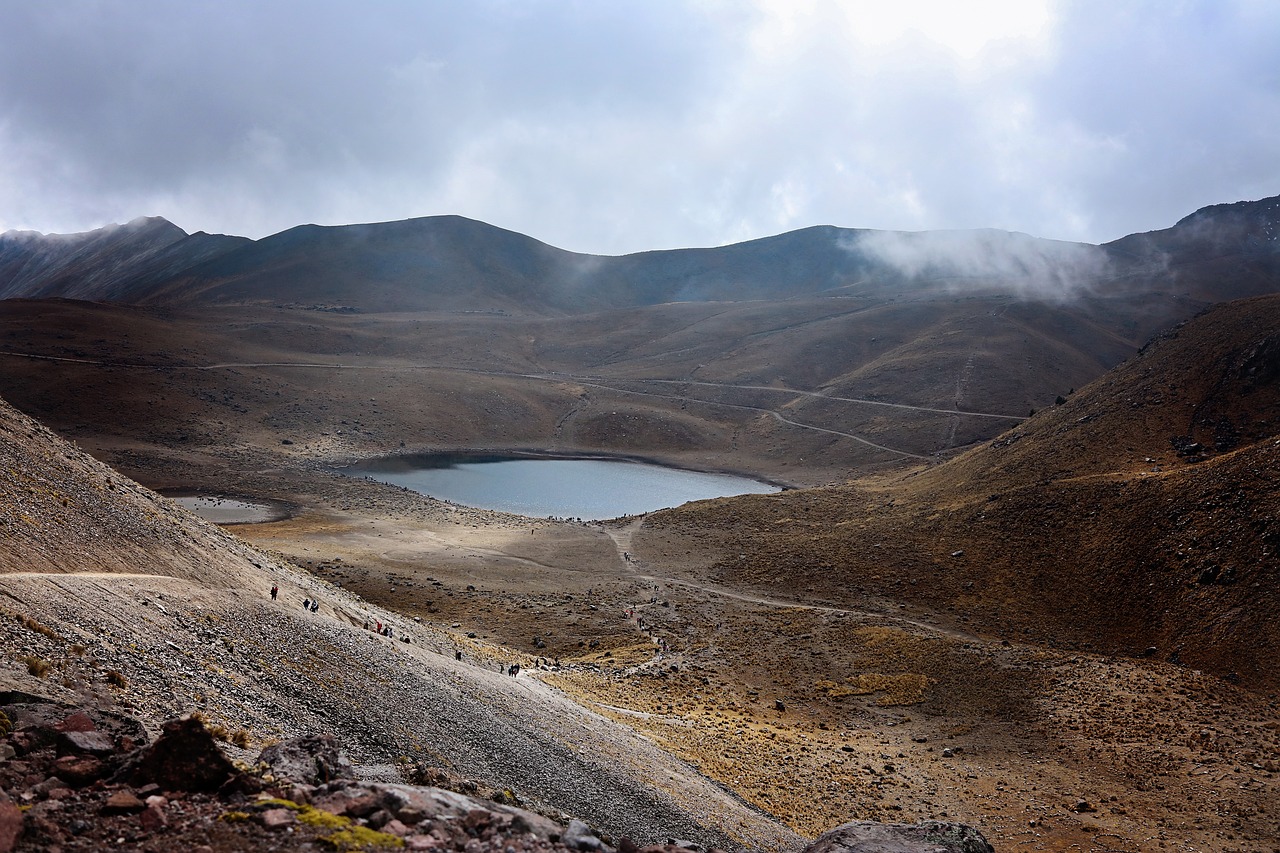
left=1, top=0, right=1278, bottom=256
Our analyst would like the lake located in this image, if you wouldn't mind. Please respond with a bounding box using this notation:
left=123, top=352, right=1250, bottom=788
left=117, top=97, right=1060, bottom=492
left=342, top=455, right=781, bottom=520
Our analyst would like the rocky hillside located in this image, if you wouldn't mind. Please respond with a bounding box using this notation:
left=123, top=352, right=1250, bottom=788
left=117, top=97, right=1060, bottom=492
left=648, top=293, right=1280, bottom=688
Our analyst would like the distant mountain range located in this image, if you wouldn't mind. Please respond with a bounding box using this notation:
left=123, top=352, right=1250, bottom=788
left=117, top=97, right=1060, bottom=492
left=3, top=195, right=1278, bottom=313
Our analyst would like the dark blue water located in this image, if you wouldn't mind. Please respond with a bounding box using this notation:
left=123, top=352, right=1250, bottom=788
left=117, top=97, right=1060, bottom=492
left=343, top=455, right=780, bottom=520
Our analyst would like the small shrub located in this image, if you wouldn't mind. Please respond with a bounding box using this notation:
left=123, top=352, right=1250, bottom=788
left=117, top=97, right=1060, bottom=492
left=24, top=656, right=51, bottom=678
left=70, top=643, right=87, bottom=656
left=231, top=729, right=251, bottom=749
left=17, top=615, right=58, bottom=640
left=106, top=670, right=128, bottom=689
left=0, top=709, right=11, bottom=737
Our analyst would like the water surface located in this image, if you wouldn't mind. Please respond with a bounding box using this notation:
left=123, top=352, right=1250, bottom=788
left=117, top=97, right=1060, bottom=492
left=344, top=455, right=780, bottom=520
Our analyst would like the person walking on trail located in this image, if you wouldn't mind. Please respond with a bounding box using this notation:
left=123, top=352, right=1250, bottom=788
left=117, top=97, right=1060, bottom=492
left=270, top=584, right=278, bottom=600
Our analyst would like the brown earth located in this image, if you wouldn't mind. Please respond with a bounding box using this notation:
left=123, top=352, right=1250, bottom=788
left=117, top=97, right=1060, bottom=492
left=2, top=291, right=1279, bottom=851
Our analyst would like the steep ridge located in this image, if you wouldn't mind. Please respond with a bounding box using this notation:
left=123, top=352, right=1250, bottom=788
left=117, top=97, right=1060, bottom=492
left=113, top=218, right=1111, bottom=314
left=0, top=394, right=802, bottom=850
left=0, top=217, right=249, bottom=302
left=648, top=294, right=1280, bottom=689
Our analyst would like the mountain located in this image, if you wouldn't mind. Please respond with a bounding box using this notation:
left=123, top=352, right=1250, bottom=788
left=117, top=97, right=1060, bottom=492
left=0, top=217, right=249, bottom=302
left=6, top=194, right=1277, bottom=314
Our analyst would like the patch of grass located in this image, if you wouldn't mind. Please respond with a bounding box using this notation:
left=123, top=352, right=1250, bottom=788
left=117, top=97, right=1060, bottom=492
left=24, top=656, right=51, bottom=678
left=838, top=672, right=932, bottom=705
left=105, top=669, right=128, bottom=689
left=322, top=825, right=405, bottom=850
left=256, top=798, right=350, bottom=831
left=0, top=709, right=11, bottom=737
left=15, top=613, right=59, bottom=641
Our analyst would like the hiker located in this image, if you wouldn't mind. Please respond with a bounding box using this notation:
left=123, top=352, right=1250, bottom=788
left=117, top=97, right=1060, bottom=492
left=455, top=650, right=463, bottom=662
left=303, top=597, right=311, bottom=610
left=310, top=600, right=319, bottom=613
left=270, top=584, right=278, bottom=600
left=376, top=620, right=382, bottom=633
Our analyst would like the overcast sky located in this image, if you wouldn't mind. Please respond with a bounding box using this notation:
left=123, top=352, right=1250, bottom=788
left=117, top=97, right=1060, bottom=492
left=1, top=0, right=1277, bottom=255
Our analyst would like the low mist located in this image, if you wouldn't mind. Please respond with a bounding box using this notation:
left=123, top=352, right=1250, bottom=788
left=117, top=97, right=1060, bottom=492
left=846, top=229, right=1113, bottom=301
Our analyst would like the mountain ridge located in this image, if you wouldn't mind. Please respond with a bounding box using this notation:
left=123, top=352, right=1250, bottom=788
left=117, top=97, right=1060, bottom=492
left=4, top=193, right=1276, bottom=313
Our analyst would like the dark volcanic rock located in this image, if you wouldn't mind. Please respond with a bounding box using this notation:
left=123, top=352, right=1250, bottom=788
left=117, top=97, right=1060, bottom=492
left=802, top=819, right=995, bottom=853
left=115, top=716, right=236, bottom=792
left=57, top=729, right=116, bottom=757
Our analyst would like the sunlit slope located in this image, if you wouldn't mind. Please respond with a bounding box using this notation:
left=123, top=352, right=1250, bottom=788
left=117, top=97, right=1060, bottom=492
left=0, top=392, right=282, bottom=585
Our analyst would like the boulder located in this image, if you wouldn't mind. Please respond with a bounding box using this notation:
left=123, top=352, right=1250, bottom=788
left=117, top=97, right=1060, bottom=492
left=257, top=733, right=355, bottom=786
left=801, top=820, right=995, bottom=853
left=115, top=717, right=237, bottom=792
left=51, top=755, right=106, bottom=786
left=57, top=729, right=116, bottom=757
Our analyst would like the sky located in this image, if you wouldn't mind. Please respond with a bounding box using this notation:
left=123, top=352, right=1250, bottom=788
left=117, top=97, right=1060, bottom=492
left=0, top=0, right=1278, bottom=256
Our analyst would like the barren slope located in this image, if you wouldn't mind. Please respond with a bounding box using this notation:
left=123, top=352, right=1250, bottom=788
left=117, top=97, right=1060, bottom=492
left=0, top=393, right=801, bottom=850
left=647, top=294, right=1280, bottom=688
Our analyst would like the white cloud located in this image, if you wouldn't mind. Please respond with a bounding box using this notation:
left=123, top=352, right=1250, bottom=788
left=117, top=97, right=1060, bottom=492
left=0, top=0, right=1276, bottom=253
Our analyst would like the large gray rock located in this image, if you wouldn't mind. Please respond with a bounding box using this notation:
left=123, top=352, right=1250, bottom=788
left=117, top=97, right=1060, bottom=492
left=801, top=820, right=995, bottom=853
left=257, top=733, right=356, bottom=785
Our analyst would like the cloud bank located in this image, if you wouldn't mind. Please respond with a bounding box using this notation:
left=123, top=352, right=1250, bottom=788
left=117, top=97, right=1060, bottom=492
left=0, top=1, right=1277, bottom=255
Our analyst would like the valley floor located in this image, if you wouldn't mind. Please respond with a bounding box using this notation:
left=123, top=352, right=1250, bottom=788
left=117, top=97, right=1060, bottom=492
left=202, top=466, right=1279, bottom=853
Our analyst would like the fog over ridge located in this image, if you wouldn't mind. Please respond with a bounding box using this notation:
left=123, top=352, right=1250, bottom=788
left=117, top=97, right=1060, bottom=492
left=844, top=228, right=1114, bottom=300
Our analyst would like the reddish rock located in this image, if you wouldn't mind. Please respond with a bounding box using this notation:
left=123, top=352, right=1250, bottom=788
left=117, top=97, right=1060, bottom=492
left=54, top=711, right=96, bottom=733
left=0, top=797, right=23, bottom=853
left=52, top=754, right=106, bottom=786
left=314, top=787, right=383, bottom=818
left=259, top=808, right=297, bottom=830
left=139, top=802, right=169, bottom=831
left=101, top=790, right=147, bottom=815
left=383, top=819, right=411, bottom=838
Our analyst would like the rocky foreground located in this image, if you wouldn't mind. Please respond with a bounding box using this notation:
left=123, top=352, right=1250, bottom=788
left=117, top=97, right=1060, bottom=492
left=0, top=697, right=994, bottom=853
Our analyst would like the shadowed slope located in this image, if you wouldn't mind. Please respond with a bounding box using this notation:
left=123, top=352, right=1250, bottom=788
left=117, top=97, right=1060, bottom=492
left=648, top=294, right=1280, bottom=689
